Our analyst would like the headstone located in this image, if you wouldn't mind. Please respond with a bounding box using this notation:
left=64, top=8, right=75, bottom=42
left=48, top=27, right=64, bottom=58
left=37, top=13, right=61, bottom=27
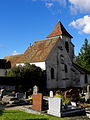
left=50, top=91, right=53, bottom=97
left=87, top=85, right=90, bottom=93
left=0, top=89, right=4, bottom=100
left=15, top=92, right=24, bottom=99
left=48, top=97, right=62, bottom=117
left=32, top=93, right=43, bottom=111
left=33, top=85, right=38, bottom=94
left=85, top=85, right=90, bottom=102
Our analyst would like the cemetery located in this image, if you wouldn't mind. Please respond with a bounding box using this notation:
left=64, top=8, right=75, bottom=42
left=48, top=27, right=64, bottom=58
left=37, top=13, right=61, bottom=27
left=0, top=21, right=90, bottom=119
left=0, top=85, right=90, bottom=119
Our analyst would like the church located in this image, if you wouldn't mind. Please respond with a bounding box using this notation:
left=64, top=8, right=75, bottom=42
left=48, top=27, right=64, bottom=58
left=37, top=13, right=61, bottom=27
left=4, top=21, right=90, bottom=90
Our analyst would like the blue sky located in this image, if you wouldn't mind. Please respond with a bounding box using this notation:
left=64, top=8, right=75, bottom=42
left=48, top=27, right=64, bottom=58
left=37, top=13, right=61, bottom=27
left=0, top=0, right=90, bottom=58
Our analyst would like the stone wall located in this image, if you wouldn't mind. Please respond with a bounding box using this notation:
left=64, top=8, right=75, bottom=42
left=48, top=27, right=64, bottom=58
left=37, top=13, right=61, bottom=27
left=46, top=37, right=74, bottom=89
left=0, top=69, right=6, bottom=76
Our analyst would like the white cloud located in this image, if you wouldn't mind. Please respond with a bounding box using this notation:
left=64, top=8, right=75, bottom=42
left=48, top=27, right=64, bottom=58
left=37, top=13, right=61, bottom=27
left=32, top=0, right=66, bottom=7
left=45, top=2, right=54, bottom=8
left=69, top=15, right=90, bottom=34
left=32, top=0, right=66, bottom=15
left=69, top=0, right=90, bottom=13
left=12, top=50, right=19, bottom=55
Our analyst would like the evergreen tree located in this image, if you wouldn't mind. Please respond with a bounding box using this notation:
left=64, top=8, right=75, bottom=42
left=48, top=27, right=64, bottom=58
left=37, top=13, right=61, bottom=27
left=76, top=38, right=90, bottom=71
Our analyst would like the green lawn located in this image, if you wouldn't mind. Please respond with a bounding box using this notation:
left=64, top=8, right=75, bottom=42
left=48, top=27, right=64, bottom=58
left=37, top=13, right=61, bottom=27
left=0, top=110, right=67, bottom=120
left=0, top=110, right=89, bottom=120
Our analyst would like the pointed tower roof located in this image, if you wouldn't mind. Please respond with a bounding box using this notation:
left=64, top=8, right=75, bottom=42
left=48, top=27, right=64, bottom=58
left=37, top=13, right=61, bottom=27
left=47, top=21, right=73, bottom=38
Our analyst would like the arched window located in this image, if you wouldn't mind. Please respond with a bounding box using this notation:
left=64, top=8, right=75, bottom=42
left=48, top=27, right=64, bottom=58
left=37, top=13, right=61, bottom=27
left=85, top=74, right=88, bottom=83
left=65, top=41, right=69, bottom=52
left=60, top=54, right=64, bottom=64
left=64, top=64, right=68, bottom=73
left=51, top=68, right=54, bottom=79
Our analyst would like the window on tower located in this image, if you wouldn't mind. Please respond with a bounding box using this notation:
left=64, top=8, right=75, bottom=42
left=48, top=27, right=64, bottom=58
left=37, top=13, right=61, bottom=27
left=65, top=41, right=69, bottom=52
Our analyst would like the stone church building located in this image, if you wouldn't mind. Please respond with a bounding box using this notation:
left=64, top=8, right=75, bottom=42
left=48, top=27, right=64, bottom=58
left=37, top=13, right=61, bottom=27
left=4, top=21, right=90, bottom=90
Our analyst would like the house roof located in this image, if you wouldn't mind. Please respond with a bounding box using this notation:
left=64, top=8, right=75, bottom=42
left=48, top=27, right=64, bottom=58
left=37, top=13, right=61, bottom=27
left=16, top=37, right=59, bottom=63
left=4, top=54, right=23, bottom=67
left=47, top=21, right=73, bottom=38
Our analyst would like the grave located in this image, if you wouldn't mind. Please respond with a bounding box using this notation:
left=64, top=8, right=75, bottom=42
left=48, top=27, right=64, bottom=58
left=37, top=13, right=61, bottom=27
left=32, top=93, right=43, bottom=111
left=85, top=85, right=90, bottom=102
left=15, top=92, right=24, bottom=99
left=48, top=97, right=62, bottom=117
left=48, top=97, right=85, bottom=117
left=33, top=85, right=38, bottom=94
left=49, top=91, right=53, bottom=97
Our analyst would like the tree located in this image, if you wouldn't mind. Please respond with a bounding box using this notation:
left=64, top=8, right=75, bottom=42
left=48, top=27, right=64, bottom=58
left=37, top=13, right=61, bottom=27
left=7, top=64, right=43, bottom=78
left=7, top=64, right=46, bottom=91
left=76, top=38, right=90, bottom=71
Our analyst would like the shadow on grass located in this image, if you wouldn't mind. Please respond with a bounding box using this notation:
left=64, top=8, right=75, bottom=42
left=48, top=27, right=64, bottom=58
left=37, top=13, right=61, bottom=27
left=0, top=110, right=4, bottom=116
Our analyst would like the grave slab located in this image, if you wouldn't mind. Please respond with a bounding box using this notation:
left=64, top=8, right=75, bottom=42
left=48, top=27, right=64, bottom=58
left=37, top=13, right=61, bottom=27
left=48, top=97, right=62, bottom=117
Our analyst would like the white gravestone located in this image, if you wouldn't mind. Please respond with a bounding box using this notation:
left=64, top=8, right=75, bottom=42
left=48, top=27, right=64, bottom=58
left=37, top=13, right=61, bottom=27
left=85, top=85, right=90, bottom=102
left=33, top=85, right=38, bottom=94
left=50, top=91, right=53, bottom=97
left=48, top=97, right=62, bottom=117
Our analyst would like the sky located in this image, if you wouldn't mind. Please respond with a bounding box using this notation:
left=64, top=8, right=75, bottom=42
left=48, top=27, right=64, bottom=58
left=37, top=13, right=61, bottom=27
left=0, top=0, right=90, bottom=58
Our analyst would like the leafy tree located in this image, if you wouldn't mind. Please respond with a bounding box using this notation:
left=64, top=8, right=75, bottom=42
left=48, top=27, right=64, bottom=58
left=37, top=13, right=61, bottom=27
left=76, top=38, right=90, bottom=71
left=7, top=64, right=43, bottom=78
left=7, top=64, right=46, bottom=91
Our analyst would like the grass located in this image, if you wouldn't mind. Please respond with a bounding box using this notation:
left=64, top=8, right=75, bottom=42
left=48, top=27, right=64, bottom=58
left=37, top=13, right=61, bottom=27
left=0, top=110, right=89, bottom=120
left=0, top=110, right=67, bottom=120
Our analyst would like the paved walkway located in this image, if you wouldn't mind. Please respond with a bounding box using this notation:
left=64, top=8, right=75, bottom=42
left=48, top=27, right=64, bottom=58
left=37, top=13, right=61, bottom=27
left=5, top=105, right=31, bottom=110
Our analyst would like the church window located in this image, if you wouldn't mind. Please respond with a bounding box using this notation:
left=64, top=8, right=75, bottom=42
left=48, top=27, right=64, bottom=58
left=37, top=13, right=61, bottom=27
left=65, top=41, right=69, bottom=52
left=60, top=55, right=64, bottom=64
left=85, top=74, right=88, bottom=83
left=64, top=64, right=68, bottom=73
left=51, top=68, right=54, bottom=79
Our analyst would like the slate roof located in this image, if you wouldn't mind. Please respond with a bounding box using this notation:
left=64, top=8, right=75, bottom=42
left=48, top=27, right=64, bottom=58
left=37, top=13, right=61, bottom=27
left=4, top=54, right=23, bottom=67
left=16, top=37, right=59, bottom=63
left=47, top=21, right=73, bottom=38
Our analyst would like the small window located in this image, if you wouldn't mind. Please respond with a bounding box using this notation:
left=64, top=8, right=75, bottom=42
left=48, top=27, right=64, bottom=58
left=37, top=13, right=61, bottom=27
left=60, top=55, right=64, bottom=64
left=65, top=41, right=69, bottom=52
left=64, top=64, right=68, bottom=73
left=51, top=68, right=54, bottom=79
left=85, top=74, right=88, bottom=83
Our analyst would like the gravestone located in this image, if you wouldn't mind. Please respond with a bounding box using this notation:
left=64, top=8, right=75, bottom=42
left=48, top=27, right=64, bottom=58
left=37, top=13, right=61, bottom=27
left=48, top=97, right=62, bottom=117
left=33, top=85, right=38, bottom=94
left=32, top=93, right=43, bottom=111
left=15, top=92, right=24, bottom=99
left=50, top=91, right=53, bottom=97
left=85, top=85, right=90, bottom=102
